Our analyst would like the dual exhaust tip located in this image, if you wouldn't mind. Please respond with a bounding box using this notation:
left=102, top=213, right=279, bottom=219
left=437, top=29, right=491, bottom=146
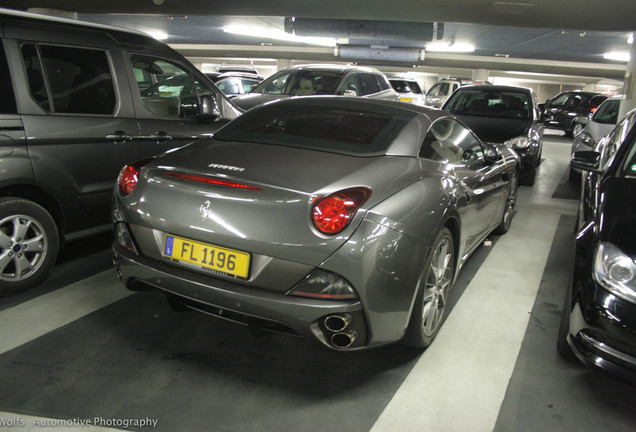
left=324, top=314, right=357, bottom=348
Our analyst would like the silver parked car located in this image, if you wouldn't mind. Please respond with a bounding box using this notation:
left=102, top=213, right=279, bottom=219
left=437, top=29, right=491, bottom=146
left=231, top=64, right=399, bottom=110
left=112, top=97, right=519, bottom=351
left=569, top=95, right=621, bottom=181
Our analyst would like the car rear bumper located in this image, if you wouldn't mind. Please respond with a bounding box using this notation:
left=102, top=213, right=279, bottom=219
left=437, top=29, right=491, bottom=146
left=112, top=243, right=371, bottom=351
left=568, top=288, right=636, bottom=384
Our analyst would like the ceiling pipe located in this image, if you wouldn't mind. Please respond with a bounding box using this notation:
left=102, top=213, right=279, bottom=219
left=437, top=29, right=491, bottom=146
left=336, top=45, right=425, bottom=62
left=285, top=18, right=440, bottom=42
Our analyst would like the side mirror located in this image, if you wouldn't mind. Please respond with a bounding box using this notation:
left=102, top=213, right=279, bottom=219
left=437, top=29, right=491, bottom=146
left=483, top=145, right=501, bottom=164
left=571, top=150, right=602, bottom=173
left=574, top=116, right=589, bottom=125
left=343, top=89, right=357, bottom=97
left=200, top=95, right=220, bottom=122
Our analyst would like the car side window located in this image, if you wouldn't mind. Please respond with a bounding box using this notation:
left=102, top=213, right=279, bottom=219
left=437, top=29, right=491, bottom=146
left=603, top=113, right=635, bottom=168
left=258, top=72, right=292, bottom=94
left=131, top=54, right=213, bottom=120
left=241, top=78, right=261, bottom=93
left=0, top=43, right=17, bottom=114
left=341, top=74, right=362, bottom=95
left=22, top=43, right=116, bottom=115
left=359, top=73, right=381, bottom=95
left=376, top=74, right=390, bottom=91
left=549, top=93, right=570, bottom=106
left=420, top=118, right=484, bottom=164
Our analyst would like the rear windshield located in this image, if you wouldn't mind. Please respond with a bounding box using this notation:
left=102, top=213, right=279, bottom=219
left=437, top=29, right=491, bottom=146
left=445, top=89, right=531, bottom=119
left=214, top=102, right=416, bottom=155
left=390, top=80, right=422, bottom=94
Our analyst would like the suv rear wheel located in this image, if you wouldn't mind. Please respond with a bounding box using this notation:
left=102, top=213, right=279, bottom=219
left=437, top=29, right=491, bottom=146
left=0, top=198, right=59, bottom=296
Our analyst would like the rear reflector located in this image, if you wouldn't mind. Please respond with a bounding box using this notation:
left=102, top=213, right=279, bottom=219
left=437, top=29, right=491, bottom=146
left=165, top=172, right=262, bottom=191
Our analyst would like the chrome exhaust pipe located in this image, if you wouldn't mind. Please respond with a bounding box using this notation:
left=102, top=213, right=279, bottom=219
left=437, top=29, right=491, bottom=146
left=331, top=330, right=358, bottom=348
left=324, top=313, right=352, bottom=332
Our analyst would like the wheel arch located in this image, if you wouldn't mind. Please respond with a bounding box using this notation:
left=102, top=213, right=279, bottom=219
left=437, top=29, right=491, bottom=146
left=0, top=185, right=63, bottom=235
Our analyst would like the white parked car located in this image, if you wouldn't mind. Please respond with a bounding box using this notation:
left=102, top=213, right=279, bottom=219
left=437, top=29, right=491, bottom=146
left=388, top=77, right=425, bottom=106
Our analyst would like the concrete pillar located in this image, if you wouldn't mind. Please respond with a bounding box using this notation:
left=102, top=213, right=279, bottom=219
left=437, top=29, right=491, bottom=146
left=276, top=59, right=292, bottom=71
left=619, top=40, right=636, bottom=119
left=472, top=69, right=489, bottom=82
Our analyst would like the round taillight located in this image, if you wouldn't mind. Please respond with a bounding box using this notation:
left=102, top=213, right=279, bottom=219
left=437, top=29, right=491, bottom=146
left=313, top=196, right=350, bottom=234
left=312, top=187, right=371, bottom=235
left=119, top=165, right=140, bottom=195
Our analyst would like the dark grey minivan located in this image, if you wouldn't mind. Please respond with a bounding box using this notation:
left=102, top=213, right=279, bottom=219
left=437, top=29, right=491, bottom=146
left=0, top=8, right=240, bottom=295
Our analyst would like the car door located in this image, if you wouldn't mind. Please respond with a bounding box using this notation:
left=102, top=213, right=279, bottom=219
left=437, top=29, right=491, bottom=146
left=126, top=53, right=233, bottom=158
left=429, top=118, right=506, bottom=251
left=13, top=41, right=142, bottom=231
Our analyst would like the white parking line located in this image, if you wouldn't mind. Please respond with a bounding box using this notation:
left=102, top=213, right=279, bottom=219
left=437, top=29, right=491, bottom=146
left=370, top=207, right=561, bottom=432
left=0, top=269, right=131, bottom=355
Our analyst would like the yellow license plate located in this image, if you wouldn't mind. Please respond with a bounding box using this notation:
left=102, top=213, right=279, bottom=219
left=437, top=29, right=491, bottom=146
left=163, top=235, right=250, bottom=279
left=399, top=97, right=413, bottom=103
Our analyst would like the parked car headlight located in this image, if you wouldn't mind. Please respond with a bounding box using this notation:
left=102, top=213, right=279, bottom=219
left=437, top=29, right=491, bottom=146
left=593, top=242, right=636, bottom=304
left=504, top=136, right=530, bottom=149
left=574, top=132, right=596, bottom=148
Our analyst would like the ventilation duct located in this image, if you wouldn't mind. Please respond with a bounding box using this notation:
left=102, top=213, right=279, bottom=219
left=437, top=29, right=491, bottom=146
left=285, top=18, right=440, bottom=41
left=335, top=45, right=425, bottom=63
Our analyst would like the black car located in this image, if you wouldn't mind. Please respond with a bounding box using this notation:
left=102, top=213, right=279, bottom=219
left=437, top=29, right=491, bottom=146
left=540, top=91, right=609, bottom=137
left=442, top=84, right=544, bottom=186
left=558, top=110, right=636, bottom=384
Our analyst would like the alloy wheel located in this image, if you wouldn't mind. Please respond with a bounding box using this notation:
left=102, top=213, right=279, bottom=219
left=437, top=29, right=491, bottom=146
left=0, top=214, right=48, bottom=282
left=421, top=237, right=454, bottom=336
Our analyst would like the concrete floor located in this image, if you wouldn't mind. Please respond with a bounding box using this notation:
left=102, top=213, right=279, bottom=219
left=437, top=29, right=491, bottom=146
left=0, top=131, right=634, bottom=432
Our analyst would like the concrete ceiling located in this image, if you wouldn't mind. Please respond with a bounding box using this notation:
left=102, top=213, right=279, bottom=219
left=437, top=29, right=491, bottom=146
left=1, top=1, right=634, bottom=83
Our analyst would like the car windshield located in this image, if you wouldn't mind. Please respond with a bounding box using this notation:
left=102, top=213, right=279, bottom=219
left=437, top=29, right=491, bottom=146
left=214, top=100, right=417, bottom=155
left=390, top=80, right=422, bottom=94
left=445, top=89, right=531, bottom=119
left=592, top=99, right=620, bottom=124
left=253, top=70, right=341, bottom=96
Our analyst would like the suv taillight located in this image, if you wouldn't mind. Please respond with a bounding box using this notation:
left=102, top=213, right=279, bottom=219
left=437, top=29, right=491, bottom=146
left=312, top=187, right=371, bottom=235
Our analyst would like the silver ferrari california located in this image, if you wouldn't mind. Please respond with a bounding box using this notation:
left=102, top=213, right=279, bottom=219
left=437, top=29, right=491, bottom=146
left=112, top=97, right=519, bottom=351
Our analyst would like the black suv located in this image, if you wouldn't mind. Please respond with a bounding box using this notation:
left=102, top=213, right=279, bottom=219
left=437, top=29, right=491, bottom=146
left=0, top=8, right=240, bottom=295
left=539, top=91, right=608, bottom=137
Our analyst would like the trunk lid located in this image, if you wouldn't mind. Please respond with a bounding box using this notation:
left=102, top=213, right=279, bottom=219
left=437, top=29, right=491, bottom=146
left=129, top=139, right=422, bottom=266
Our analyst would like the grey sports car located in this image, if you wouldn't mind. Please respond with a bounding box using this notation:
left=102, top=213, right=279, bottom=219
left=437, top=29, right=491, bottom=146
left=112, top=97, right=519, bottom=351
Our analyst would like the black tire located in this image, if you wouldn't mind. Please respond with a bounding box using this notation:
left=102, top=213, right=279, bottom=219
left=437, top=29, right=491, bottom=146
left=493, top=169, right=518, bottom=235
left=557, top=278, right=575, bottom=359
left=0, top=198, right=59, bottom=296
left=403, top=228, right=455, bottom=349
left=568, top=167, right=580, bottom=183
left=520, top=165, right=536, bottom=186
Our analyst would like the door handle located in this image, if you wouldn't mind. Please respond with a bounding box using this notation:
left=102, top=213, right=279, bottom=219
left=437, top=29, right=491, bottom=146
left=132, top=132, right=173, bottom=142
left=106, top=131, right=133, bottom=142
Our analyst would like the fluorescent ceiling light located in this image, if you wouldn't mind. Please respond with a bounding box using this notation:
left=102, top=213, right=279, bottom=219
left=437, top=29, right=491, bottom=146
left=426, top=41, right=475, bottom=53
left=628, top=33, right=634, bottom=44
left=604, top=51, right=630, bottom=62
left=145, top=30, right=168, bottom=40
left=223, top=25, right=336, bottom=47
